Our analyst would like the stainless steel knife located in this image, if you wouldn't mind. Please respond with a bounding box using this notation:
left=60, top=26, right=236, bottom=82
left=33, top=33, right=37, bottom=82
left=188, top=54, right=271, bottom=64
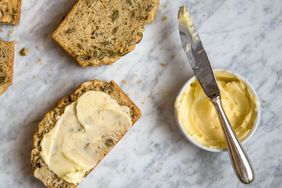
left=178, top=6, right=254, bottom=184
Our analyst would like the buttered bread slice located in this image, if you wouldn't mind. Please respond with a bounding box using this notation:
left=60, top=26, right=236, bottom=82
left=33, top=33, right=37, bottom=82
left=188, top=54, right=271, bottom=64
left=31, top=80, right=141, bottom=188
left=52, top=0, right=159, bottom=67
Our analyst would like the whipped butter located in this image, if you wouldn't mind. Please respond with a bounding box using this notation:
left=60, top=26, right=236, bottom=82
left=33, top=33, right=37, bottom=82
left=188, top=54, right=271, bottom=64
left=175, top=71, right=258, bottom=149
left=178, top=6, right=200, bottom=47
left=40, top=91, right=132, bottom=184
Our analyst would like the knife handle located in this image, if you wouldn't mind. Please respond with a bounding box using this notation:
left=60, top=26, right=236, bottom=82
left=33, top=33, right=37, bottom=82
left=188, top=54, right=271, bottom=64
left=211, top=95, right=254, bottom=184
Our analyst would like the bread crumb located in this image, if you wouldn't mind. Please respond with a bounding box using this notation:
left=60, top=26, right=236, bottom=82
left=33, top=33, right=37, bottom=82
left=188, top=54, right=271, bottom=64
left=136, top=80, right=142, bottom=84
left=122, top=80, right=128, bottom=85
left=19, top=48, right=29, bottom=56
left=162, top=89, right=168, bottom=97
left=160, top=63, right=166, bottom=68
left=161, top=88, right=169, bottom=106
left=279, top=19, right=282, bottom=23
left=32, top=75, right=36, bottom=79
left=8, top=29, right=14, bottom=37
left=162, top=16, right=168, bottom=22
left=141, top=101, right=145, bottom=104
left=262, top=99, right=267, bottom=107
left=37, top=58, right=43, bottom=65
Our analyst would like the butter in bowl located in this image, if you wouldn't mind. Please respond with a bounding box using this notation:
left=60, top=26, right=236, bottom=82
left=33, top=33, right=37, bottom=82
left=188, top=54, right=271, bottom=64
left=174, top=69, right=260, bottom=152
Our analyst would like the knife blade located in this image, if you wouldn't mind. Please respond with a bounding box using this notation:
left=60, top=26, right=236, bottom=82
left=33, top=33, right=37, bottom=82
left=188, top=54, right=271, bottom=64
left=178, top=6, right=219, bottom=98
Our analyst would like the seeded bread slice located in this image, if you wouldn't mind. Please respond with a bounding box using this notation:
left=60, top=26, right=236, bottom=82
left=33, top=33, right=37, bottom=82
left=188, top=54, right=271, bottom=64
left=0, top=0, right=21, bottom=25
left=31, top=80, right=141, bottom=188
left=52, top=0, right=159, bottom=67
left=0, top=40, right=14, bottom=96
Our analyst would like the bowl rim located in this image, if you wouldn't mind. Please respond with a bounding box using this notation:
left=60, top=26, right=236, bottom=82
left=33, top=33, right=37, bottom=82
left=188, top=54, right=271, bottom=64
left=174, top=69, right=261, bottom=152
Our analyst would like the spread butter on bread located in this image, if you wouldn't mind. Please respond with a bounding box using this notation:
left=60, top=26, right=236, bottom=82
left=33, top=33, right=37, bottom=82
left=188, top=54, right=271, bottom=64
left=31, top=80, right=141, bottom=188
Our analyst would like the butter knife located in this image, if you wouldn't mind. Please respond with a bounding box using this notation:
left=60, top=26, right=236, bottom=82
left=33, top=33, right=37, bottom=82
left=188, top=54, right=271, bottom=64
left=178, top=6, right=254, bottom=184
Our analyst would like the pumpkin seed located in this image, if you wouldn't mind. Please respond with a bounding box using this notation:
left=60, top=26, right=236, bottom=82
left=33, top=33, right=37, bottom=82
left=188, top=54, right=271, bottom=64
left=100, top=41, right=111, bottom=46
left=0, top=76, right=6, bottom=83
left=112, top=27, right=118, bottom=34
left=0, top=10, right=4, bottom=20
left=78, top=55, right=91, bottom=61
left=128, top=39, right=136, bottom=46
left=98, top=51, right=107, bottom=60
left=137, top=32, right=143, bottom=38
left=108, top=50, right=116, bottom=56
left=86, top=0, right=92, bottom=6
left=136, top=32, right=143, bottom=43
left=11, top=8, right=17, bottom=15
left=131, top=10, right=135, bottom=17
left=111, top=10, right=119, bottom=22
left=92, top=50, right=98, bottom=57
left=65, top=27, right=76, bottom=34
left=105, top=139, right=114, bottom=147
left=120, top=50, right=130, bottom=56
left=126, top=0, right=133, bottom=6
left=77, top=43, right=83, bottom=49
left=147, top=4, right=154, bottom=11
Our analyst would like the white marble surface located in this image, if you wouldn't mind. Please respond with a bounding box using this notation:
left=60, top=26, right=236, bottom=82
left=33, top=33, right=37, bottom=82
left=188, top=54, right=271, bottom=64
left=0, top=0, right=282, bottom=187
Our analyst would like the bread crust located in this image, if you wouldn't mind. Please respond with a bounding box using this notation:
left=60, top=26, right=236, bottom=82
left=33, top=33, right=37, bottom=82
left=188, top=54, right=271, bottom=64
left=52, top=0, right=159, bottom=67
left=145, top=0, right=159, bottom=23
left=0, top=0, right=22, bottom=25
left=31, top=80, right=141, bottom=188
left=0, top=40, right=15, bottom=96
left=14, top=0, right=21, bottom=24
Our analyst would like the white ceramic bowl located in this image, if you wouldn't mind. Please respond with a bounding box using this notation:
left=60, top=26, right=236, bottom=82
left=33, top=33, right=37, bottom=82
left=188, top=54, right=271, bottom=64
left=174, top=69, right=261, bottom=152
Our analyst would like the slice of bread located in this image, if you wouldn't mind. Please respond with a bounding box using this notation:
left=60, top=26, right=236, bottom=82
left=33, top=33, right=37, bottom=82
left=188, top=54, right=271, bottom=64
left=52, top=0, right=159, bottom=67
left=0, top=40, right=14, bottom=96
left=0, top=0, right=22, bottom=25
left=31, top=80, right=141, bottom=188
